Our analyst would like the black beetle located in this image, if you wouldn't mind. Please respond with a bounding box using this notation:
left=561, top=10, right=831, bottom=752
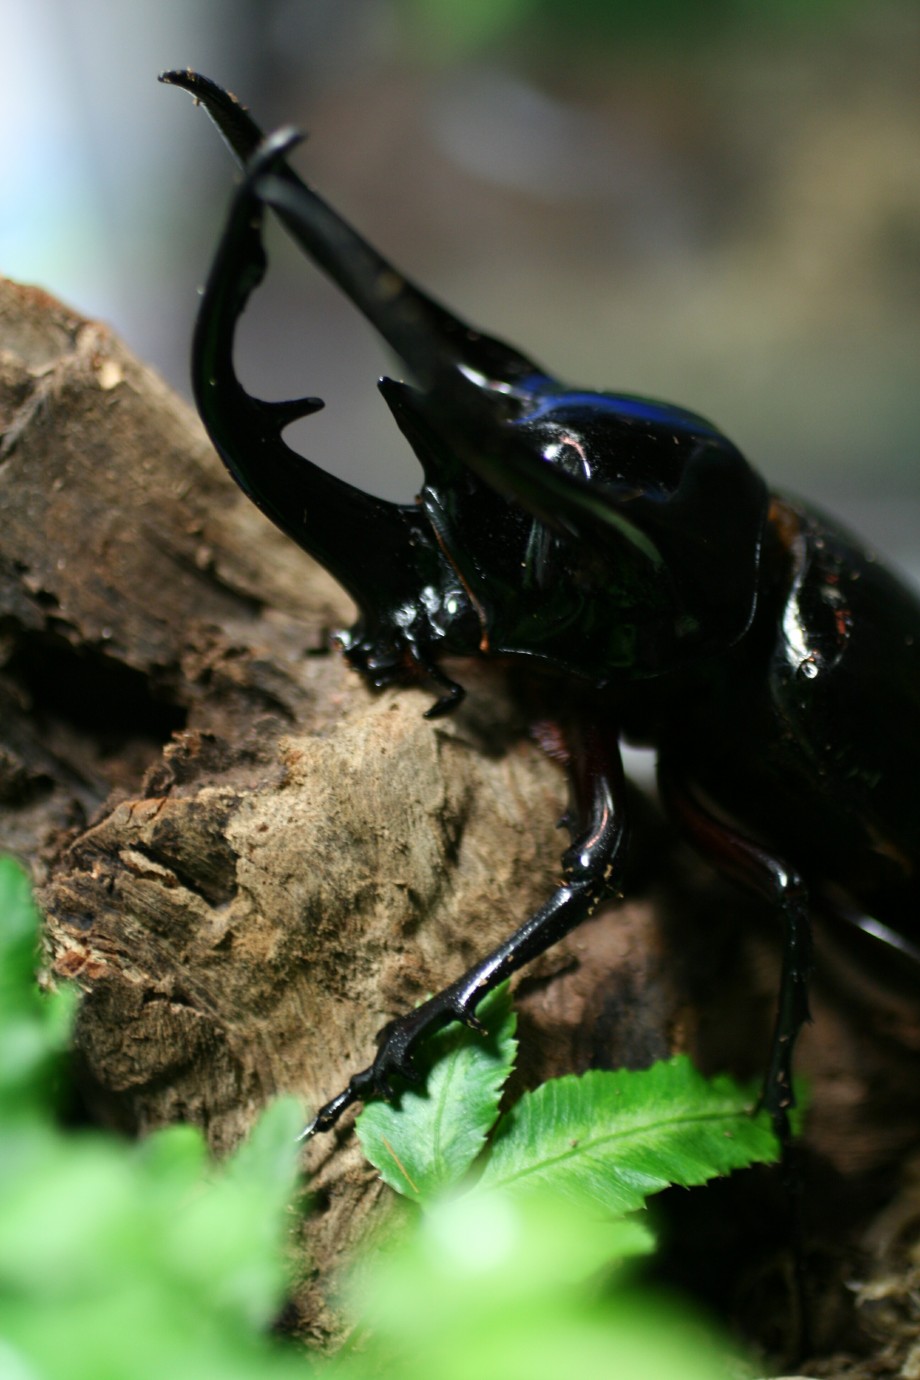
left=162, top=72, right=920, bottom=1157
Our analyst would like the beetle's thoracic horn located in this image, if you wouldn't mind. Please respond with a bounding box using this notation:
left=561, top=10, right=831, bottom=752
left=160, top=69, right=540, bottom=393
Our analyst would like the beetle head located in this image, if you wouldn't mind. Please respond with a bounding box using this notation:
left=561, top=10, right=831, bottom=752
left=380, top=368, right=768, bottom=682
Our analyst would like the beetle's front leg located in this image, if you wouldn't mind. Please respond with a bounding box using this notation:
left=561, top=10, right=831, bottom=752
left=302, top=724, right=629, bottom=1138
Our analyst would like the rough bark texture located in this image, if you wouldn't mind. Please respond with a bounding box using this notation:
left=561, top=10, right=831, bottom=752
left=3, top=277, right=920, bottom=1370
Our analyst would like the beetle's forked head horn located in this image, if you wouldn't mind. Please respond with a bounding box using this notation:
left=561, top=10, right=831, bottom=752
left=163, top=112, right=431, bottom=640
left=164, top=71, right=492, bottom=693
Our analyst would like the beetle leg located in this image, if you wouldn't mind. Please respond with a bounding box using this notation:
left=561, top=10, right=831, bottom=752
left=658, top=764, right=815, bottom=1349
left=301, top=724, right=628, bottom=1138
left=657, top=763, right=813, bottom=1158
left=406, top=640, right=466, bottom=719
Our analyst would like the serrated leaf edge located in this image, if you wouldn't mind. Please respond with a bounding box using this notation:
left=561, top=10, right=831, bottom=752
left=477, top=1059, right=775, bottom=1201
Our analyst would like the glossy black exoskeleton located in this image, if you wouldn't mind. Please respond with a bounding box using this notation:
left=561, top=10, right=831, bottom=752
left=162, top=72, right=920, bottom=1157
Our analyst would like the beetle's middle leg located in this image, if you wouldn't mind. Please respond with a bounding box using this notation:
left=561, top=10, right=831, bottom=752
left=657, top=763, right=813, bottom=1158
left=302, top=723, right=629, bottom=1138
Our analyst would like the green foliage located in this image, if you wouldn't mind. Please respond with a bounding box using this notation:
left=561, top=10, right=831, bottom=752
left=0, top=856, right=75, bottom=1123
left=474, top=1059, right=777, bottom=1209
left=329, top=1194, right=742, bottom=1380
left=0, top=857, right=769, bottom=1379
left=356, top=984, right=517, bottom=1201
left=349, top=990, right=762, bottom=1376
left=393, top=0, right=863, bottom=60
left=0, top=1106, right=308, bottom=1380
left=0, top=856, right=307, bottom=1380
left=355, top=980, right=777, bottom=1215
left=350, top=982, right=776, bottom=1379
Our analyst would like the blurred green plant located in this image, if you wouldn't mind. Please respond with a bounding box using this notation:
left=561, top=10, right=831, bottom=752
left=0, top=854, right=76, bottom=1124
left=328, top=1192, right=743, bottom=1380
left=0, top=856, right=771, bottom=1378
left=394, top=0, right=861, bottom=59
left=0, top=854, right=308, bottom=1380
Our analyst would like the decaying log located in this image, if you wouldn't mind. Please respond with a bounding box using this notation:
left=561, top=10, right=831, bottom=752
left=4, top=276, right=920, bottom=1361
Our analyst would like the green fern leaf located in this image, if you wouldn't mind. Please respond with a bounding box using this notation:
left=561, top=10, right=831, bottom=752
left=357, top=983, right=516, bottom=1202
left=474, top=1056, right=777, bottom=1212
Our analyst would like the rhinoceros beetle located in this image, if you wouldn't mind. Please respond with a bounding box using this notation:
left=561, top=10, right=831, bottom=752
left=162, top=71, right=920, bottom=1160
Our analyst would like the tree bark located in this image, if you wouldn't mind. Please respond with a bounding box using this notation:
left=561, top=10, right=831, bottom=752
left=4, top=277, right=920, bottom=1362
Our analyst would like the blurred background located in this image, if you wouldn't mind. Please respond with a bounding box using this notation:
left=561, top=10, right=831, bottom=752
left=2, top=0, right=919, bottom=574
